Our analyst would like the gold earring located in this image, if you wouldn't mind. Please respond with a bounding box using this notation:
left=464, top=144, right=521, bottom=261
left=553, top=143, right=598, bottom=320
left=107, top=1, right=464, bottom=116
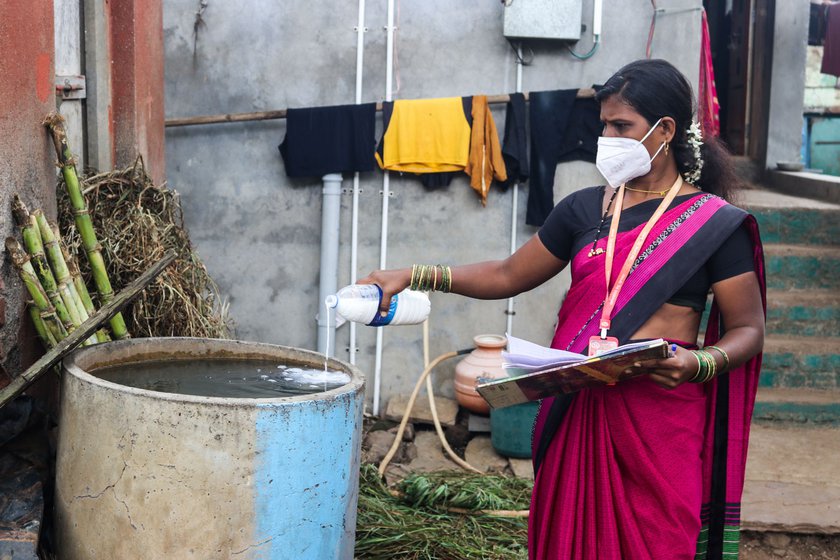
left=665, top=143, right=670, bottom=156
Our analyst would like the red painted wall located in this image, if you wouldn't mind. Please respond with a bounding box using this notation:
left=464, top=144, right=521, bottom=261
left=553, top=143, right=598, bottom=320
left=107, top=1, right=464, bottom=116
left=110, top=0, right=166, bottom=185
left=0, top=0, right=57, bottom=380
left=0, top=0, right=166, bottom=383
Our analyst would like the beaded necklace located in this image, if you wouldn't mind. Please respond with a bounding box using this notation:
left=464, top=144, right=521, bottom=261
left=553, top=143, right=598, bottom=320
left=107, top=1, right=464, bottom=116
left=587, top=187, right=620, bottom=258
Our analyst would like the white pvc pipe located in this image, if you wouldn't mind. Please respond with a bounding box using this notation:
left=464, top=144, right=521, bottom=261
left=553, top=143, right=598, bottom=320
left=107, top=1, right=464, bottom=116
left=593, top=0, right=603, bottom=37
left=317, top=173, right=343, bottom=355
left=372, top=0, right=396, bottom=417
left=349, top=0, right=367, bottom=365
left=505, top=44, right=525, bottom=336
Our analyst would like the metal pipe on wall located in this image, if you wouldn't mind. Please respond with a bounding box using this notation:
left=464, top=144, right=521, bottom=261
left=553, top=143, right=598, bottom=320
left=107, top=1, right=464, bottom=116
left=505, top=44, right=525, bottom=337
left=349, top=0, right=367, bottom=365
left=372, top=0, right=396, bottom=417
left=317, top=173, right=343, bottom=355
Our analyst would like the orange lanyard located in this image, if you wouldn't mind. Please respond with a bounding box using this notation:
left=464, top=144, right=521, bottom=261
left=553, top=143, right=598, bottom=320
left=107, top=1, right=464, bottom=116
left=599, top=175, right=684, bottom=338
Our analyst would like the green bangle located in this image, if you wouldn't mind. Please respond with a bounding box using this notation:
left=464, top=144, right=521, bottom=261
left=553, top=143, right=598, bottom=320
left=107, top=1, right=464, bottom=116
left=410, top=264, right=452, bottom=293
left=690, top=350, right=718, bottom=383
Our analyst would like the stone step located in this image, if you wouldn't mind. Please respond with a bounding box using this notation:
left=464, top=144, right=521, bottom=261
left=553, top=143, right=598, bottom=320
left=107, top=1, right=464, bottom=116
left=753, top=387, right=840, bottom=426
left=742, top=424, right=840, bottom=534
left=738, top=189, right=840, bottom=246
left=764, top=244, right=840, bottom=290
left=766, top=289, right=840, bottom=337
left=700, top=290, right=840, bottom=337
left=760, top=336, right=840, bottom=390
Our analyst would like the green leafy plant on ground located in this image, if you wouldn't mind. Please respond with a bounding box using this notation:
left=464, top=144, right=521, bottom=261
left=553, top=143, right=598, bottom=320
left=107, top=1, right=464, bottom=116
left=356, top=464, right=531, bottom=560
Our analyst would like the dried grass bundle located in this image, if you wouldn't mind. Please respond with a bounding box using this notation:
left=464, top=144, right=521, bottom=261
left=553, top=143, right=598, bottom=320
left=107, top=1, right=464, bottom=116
left=57, top=158, right=232, bottom=339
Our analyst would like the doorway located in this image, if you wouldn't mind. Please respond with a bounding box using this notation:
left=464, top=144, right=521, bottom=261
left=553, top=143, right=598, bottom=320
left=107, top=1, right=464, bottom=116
left=703, top=0, right=775, bottom=162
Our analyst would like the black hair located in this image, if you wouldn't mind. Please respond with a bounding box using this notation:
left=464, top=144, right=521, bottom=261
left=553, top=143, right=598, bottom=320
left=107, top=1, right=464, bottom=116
left=595, top=59, right=740, bottom=201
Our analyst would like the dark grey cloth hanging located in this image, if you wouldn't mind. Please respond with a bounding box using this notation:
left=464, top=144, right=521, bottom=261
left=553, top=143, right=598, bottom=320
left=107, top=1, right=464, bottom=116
left=500, top=92, right=529, bottom=189
left=527, top=89, right=601, bottom=226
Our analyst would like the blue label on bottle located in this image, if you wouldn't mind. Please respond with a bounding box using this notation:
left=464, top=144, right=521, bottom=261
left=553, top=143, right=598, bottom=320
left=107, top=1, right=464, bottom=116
left=367, top=285, right=396, bottom=327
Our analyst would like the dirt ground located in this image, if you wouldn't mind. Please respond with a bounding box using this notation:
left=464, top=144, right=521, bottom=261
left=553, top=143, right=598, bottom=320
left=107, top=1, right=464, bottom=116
left=741, top=532, right=840, bottom=559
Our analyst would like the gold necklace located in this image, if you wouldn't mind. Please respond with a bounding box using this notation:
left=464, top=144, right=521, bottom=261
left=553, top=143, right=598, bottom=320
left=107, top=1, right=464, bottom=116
left=623, top=184, right=671, bottom=196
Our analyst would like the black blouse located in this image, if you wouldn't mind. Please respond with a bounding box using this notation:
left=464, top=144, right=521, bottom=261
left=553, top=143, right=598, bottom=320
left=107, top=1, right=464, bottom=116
left=538, top=186, right=754, bottom=312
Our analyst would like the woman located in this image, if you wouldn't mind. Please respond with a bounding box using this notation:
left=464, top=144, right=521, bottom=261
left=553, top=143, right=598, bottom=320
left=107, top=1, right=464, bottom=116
left=361, top=59, right=765, bottom=560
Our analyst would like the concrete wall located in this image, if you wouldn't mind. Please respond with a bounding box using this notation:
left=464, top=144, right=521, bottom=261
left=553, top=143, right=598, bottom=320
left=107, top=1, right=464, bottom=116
left=804, top=46, right=840, bottom=111
left=163, top=0, right=703, bottom=406
left=765, top=0, right=809, bottom=169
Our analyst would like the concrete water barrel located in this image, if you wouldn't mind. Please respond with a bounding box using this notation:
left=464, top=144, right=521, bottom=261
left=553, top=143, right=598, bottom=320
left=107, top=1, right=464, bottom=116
left=55, top=338, right=365, bottom=560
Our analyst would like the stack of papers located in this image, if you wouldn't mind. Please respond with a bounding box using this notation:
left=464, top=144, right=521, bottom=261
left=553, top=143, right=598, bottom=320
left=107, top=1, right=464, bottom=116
left=502, top=335, right=666, bottom=376
left=476, top=335, right=672, bottom=409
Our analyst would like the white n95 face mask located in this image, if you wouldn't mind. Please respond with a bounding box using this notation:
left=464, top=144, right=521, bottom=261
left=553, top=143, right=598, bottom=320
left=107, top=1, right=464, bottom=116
left=596, top=118, right=665, bottom=188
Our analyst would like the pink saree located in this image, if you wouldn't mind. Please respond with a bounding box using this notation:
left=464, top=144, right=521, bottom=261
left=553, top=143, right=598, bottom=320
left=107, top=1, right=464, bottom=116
left=529, top=193, right=766, bottom=559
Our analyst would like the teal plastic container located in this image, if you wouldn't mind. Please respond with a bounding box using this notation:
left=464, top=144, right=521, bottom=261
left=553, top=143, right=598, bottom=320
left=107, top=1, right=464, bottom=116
left=490, top=401, right=540, bottom=458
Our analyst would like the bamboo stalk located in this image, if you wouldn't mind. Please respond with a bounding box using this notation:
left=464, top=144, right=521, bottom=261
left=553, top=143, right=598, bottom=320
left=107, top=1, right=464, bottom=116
left=43, top=112, right=129, bottom=339
left=0, top=251, right=177, bottom=410
left=31, top=213, right=84, bottom=330
left=12, top=197, right=78, bottom=332
left=59, top=231, right=110, bottom=343
left=6, top=237, right=68, bottom=343
left=29, top=304, right=58, bottom=349
left=35, top=211, right=99, bottom=345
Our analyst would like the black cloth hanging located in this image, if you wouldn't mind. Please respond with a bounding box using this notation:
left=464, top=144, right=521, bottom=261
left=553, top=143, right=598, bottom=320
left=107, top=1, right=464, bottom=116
left=279, top=103, right=377, bottom=178
left=499, top=92, right=529, bottom=189
left=527, top=89, right=601, bottom=226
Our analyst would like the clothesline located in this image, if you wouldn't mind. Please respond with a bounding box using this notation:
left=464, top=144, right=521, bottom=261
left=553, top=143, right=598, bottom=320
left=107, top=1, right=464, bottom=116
left=164, top=88, right=597, bottom=128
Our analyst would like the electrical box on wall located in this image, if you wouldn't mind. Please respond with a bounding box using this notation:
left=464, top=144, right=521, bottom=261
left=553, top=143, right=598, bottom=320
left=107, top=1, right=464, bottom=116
left=503, top=0, right=582, bottom=41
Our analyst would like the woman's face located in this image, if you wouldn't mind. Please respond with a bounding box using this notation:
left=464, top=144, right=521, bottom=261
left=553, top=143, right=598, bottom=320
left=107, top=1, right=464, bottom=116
left=599, top=95, right=670, bottom=157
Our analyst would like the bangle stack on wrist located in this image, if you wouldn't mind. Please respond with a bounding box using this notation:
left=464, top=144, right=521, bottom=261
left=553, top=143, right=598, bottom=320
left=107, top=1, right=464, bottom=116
left=688, top=345, right=730, bottom=383
left=410, top=264, right=452, bottom=293
left=689, top=349, right=717, bottom=383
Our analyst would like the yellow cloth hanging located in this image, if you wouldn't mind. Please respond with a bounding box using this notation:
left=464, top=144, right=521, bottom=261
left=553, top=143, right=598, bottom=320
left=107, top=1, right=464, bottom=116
left=375, top=97, right=471, bottom=173
left=465, top=95, right=507, bottom=206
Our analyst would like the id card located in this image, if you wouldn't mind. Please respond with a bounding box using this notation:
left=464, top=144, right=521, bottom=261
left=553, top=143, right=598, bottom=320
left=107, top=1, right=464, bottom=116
left=588, top=335, right=619, bottom=357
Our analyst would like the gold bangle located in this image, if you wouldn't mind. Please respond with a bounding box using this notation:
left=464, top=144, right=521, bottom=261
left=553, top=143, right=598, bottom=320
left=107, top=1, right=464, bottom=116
left=689, top=351, right=703, bottom=383
left=705, top=345, right=730, bottom=372
left=702, top=350, right=717, bottom=382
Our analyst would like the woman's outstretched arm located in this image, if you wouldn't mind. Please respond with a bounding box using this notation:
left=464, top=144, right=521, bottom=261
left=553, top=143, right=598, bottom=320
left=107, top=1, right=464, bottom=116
left=358, top=234, right=568, bottom=315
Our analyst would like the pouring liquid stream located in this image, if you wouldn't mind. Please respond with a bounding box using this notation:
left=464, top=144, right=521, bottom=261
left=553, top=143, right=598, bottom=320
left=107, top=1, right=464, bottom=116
left=323, top=300, right=330, bottom=392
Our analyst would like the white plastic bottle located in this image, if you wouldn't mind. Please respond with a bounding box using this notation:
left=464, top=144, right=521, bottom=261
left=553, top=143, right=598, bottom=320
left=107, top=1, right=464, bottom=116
left=325, top=284, right=430, bottom=326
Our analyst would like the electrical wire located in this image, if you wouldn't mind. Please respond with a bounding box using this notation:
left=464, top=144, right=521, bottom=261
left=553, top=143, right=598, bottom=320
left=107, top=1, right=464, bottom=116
left=506, top=38, right=534, bottom=66
left=647, top=0, right=658, bottom=59
left=567, top=37, right=600, bottom=60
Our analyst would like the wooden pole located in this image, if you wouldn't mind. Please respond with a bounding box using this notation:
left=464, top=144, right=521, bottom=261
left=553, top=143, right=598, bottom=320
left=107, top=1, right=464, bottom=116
left=164, top=89, right=598, bottom=128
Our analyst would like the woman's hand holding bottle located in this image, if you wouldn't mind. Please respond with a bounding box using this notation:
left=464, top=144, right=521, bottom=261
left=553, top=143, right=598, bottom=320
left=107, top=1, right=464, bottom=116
left=357, top=268, right=412, bottom=316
